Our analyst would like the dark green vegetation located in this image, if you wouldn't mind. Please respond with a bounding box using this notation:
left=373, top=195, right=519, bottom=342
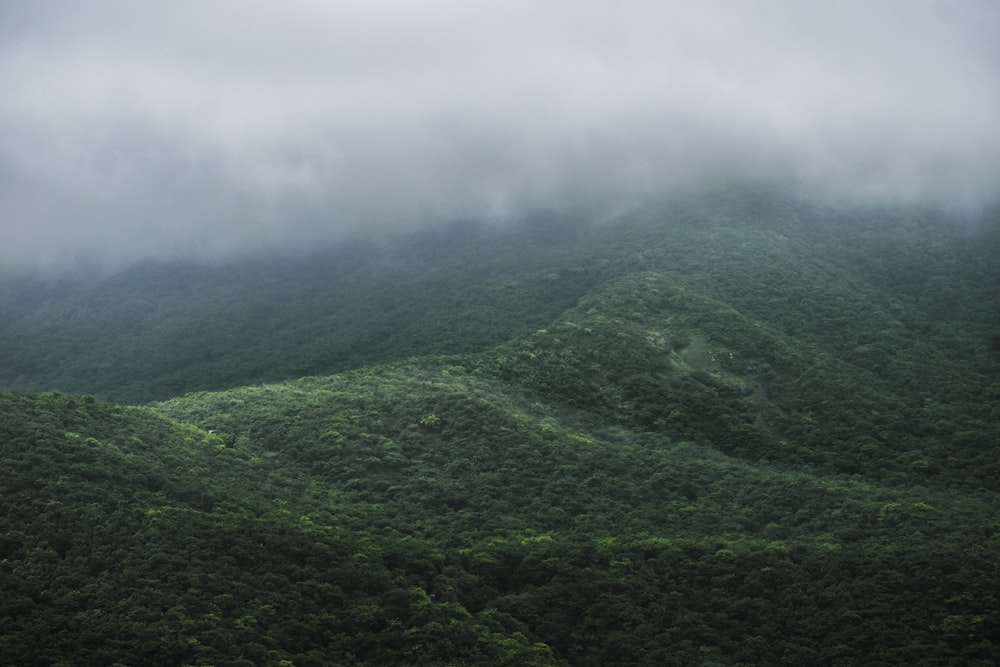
left=0, top=217, right=600, bottom=404
left=1, top=190, right=999, bottom=665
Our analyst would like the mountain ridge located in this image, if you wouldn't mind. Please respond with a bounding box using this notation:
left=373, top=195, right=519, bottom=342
left=2, top=191, right=998, bottom=664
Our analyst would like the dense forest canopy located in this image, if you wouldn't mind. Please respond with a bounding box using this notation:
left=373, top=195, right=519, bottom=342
left=3, top=1, right=999, bottom=663
left=1, top=190, right=999, bottom=665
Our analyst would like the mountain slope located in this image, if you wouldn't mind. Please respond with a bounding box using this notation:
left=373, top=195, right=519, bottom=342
left=2, top=189, right=996, bottom=406
left=157, top=349, right=1000, bottom=664
left=1, top=191, right=999, bottom=664
left=0, top=391, right=558, bottom=666
left=149, top=259, right=999, bottom=664
left=474, top=266, right=998, bottom=491
left=0, top=216, right=602, bottom=403
left=3, top=357, right=996, bottom=664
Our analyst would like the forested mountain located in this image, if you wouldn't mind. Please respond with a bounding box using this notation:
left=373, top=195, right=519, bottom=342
left=0, top=213, right=602, bottom=404
left=1, top=190, right=999, bottom=665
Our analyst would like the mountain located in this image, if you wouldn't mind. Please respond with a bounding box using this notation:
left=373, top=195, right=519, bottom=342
left=0, top=214, right=602, bottom=404
left=1, top=189, right=999, bottom=665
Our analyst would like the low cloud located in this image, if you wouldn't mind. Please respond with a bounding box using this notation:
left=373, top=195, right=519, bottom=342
left=2, top=0, right=998, bottom=270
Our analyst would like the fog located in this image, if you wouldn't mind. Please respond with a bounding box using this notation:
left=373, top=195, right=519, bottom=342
left=2, top=0, right=998, bottom=271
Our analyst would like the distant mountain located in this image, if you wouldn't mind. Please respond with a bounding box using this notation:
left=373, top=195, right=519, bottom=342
left=0, top=214, right=603, bottom=403
left=2, top=190, right=994, bottom=407
left=1, top=189, right=998, bottom=664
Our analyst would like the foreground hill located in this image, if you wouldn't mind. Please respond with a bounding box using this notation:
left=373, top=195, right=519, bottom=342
left=2, top=357, right=998, bottom=664
left=1, top=391, right=559, bottom=665
left=2, top=190, right=999, bottom=664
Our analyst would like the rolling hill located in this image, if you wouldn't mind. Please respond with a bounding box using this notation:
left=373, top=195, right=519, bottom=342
left=1, top=189, right=998, bottom=665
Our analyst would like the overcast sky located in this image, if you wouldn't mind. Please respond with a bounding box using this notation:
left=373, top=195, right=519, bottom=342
left=1, top=0, right=998, bottom=270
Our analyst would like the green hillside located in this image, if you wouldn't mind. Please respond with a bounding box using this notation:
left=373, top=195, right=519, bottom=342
left=3, top=190, right=994, bottom=408
left=1, top=190, right=999, bottom=664
left=0, top=216, right=603, bottom=403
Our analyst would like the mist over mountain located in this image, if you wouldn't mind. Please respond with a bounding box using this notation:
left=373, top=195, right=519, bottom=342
left=2, top=188, right=995, bottom=402
left=2, top=0, right=999, bottom=271
left=2, top=3, right=1000, bottom=664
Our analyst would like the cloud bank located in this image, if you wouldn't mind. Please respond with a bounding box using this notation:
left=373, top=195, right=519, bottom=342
left=2, top=0, right=998, bottom=270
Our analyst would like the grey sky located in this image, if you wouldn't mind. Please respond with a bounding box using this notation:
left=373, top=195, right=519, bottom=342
left=2, top=0, right=998, bottom=270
